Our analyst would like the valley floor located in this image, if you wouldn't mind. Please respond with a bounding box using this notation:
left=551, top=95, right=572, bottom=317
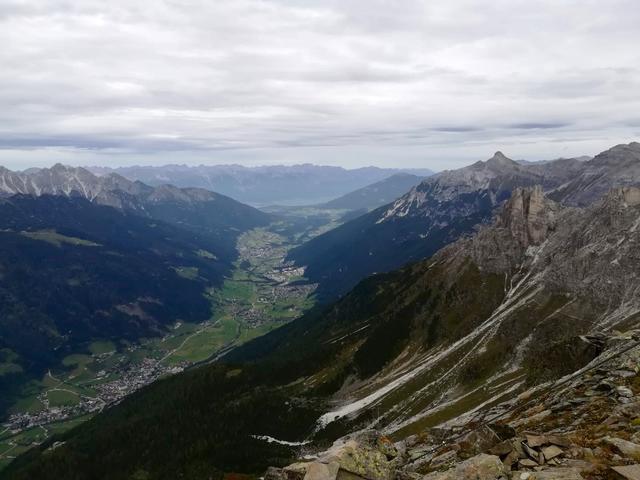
left=0, top=224, right=318, bottom=471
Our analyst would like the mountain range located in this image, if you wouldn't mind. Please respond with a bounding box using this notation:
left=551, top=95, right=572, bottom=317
left=288, top=151, right=587, bottom=301
left=86, top=164, right=434, bottom=206
left=5, top=143, right=640, bottom=480
left=0, top=164, right=271, bottom=251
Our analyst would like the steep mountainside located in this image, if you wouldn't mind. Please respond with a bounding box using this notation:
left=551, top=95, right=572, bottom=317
left=550, top=142, right=640, bottom=206
left=0, top=164, right=272, bottom=255
left=289, top=152, right=585, bottom=301
left=0, top=195, right=232, bottom=416
left=8, top=185, right=640, bottom=480
left=88, top=164, right=434, bottom=206
left=269, top=330, right=640, bottom=480
left=319, top=173, right=425, bottom=212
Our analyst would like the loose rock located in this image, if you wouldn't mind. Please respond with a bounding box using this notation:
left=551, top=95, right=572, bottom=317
left=422, top=454, right=508, bottom=480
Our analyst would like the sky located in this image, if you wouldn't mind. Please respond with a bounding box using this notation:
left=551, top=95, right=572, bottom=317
left=2, top=0, right=640, bottom=171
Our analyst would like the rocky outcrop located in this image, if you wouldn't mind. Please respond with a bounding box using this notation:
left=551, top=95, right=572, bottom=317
left=551, top=142, right=640, bottom=206
left=266, top=432, right=399, bottom=480
left=271, top=331, right=640, bottom=480
left=499, top=185, right=557, bottom=248
left=422, top=454, right=507, bottom=480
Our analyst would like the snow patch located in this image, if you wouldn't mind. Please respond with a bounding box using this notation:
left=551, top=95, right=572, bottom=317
left=251, top=435, right=311, bottom=447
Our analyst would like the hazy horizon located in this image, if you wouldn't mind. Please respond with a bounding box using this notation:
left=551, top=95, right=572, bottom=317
left=0, top=144, right=611, bottom=173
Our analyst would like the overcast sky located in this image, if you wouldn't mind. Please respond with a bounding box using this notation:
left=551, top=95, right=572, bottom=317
left=2, top=0, right=640, bottom=170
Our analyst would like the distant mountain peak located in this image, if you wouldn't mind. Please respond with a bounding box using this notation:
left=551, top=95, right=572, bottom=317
left=485, top=150, right=520, bottom=169
left=590, top=141, right=640, bottom=167
left=491, top=150, right=508, bottom=160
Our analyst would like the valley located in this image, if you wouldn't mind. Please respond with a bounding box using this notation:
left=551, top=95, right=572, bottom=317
left=0, top=222, right=319, bottom=470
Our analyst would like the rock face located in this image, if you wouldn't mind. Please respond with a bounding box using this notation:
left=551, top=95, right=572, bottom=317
left=499, top=185, right=557, bottom=248
left=0, top=164, right=147, bottom=207
left=462, top=185, right=640, bottom=308
left=266, top=432, right=398, bottom=480
left=551, top=142, right=640, bottom=206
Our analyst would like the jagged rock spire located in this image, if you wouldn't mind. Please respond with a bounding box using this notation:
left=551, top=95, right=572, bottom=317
left=499, top=185, right=557, bottom=248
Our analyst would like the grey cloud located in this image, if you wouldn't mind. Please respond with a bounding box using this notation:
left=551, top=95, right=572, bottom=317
left=509, top=123, right=570, bottom=130
left=1, top=0, right=640, bottom=168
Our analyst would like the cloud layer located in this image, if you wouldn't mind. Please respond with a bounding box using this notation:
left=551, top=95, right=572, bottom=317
left=2, top=0, right=640, bottom=169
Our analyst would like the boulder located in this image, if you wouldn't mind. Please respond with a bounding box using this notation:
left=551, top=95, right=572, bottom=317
left=612, top=464, right=640, bottom=480
left=429, top=450, right=457, bottom=469
left=525, top=434, right=547, bottom=448
left=603, top=436, right=640, bottom=460
left=321, top=440, right=395, bottom=480
left=546, top=435, right=571, bottom=448
left=376, top=436, right=399, bottom=460
left=503, top=450, right=520, bottom=468
left=422, top=454, right=508, bottom=480
left=617, top=386, right=634, bottom=398
left=518, top=459, right=538, bottom=468
left=489, top=440, right=515, bottom=456
left=265, top=466, right=287, bottom=480
left=304, top=462, right=340, bottom=480
left=522, top=443, right=542, bottom=464
left=283, top=463, right=311, bottom=480
left=407, top=447, right=432, bottom=462
left=457, top=426, right=502, bottom=457
left=519, top=468, right=584, bottom=479
left=541, top=445, right=563, bottom=461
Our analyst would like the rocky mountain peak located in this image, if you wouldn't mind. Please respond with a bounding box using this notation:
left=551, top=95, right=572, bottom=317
left=590, top=141, right=640, bottom=168
left=489, top=151, right=508, bottom=162
left=485, top=151, right=520, bottom=170
left=49, top=162, right=68, bottom=172
left=499, top=185, right=557, bottom=247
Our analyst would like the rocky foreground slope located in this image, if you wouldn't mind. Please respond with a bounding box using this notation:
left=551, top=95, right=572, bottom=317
left=268, top=330, right=640, bottom=480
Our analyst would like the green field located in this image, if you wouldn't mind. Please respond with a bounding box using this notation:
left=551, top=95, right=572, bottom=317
left=20, top=229, right=101, bottom=248
left=0, top=415, right=94, bottom=470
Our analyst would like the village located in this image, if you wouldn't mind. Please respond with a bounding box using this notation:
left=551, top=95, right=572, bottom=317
left=3, top=356, right=187, bottom=434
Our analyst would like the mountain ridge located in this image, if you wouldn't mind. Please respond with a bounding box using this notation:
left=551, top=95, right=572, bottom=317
left=318, top=173, right=425, bottom=212
left=0, top=163, right=272, bottom=256
left=288, top=150, right=586, bottom=301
